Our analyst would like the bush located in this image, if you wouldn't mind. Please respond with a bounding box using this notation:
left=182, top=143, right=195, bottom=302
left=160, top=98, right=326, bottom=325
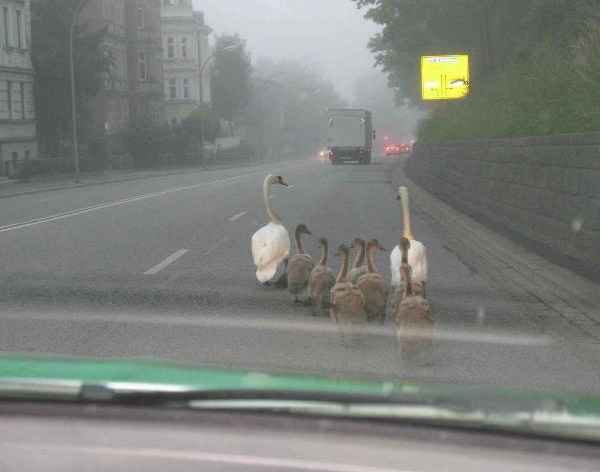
left=120, top=119, right=193, bottom=168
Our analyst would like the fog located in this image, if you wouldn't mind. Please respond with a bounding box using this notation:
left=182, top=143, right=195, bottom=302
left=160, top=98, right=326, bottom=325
left=193, top=0, right=425, bottom=141
left=193, top=0, right=381, bottom=102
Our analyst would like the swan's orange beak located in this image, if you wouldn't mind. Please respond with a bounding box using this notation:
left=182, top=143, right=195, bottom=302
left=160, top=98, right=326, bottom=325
left=279, top=179, right=289, bottom=187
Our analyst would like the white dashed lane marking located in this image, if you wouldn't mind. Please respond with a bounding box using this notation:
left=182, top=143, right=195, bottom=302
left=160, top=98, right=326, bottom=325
left=144, top=249, right=189, bottom=275
left=229, top=211, right=248, bottom=222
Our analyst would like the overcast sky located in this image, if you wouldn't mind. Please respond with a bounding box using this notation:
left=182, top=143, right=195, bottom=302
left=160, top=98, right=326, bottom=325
left=193, top=0, right=383, bottom=101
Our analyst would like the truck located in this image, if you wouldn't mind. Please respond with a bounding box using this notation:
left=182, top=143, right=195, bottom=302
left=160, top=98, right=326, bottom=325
left=326, top=108, right=375, bottom=165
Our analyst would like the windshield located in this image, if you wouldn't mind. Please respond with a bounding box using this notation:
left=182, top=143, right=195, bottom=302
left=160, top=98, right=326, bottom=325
left=1, top=0, right=600, bottom=425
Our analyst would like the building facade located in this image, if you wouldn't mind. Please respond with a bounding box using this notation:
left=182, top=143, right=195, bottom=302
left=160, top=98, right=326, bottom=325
left=81, top=0, right=165, bottom=138
left=0, top=0, right=37, bottom=177
left=160, top=0, right=212, bottom=125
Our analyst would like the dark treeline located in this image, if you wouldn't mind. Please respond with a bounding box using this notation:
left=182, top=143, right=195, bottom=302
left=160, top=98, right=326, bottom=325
left=354, top=0, right=600, bottom=140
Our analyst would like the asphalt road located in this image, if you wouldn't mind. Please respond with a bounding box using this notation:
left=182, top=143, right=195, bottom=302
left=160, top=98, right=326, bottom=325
left=1, top=156, right=599, bottom=393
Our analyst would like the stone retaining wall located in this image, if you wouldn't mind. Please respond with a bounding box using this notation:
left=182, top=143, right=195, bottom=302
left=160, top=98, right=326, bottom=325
left=405, top=133, right=600, bottom=279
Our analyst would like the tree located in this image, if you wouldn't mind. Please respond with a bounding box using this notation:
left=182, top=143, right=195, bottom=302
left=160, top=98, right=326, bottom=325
left=353, top=73, right=426, bottom=143
left=31, top=0, right=111, bottom=157
left=252, top=58, right=347, bottom=153
left=182, top=107, right=222, bottom=143
left=353, top=0, right=597, bottom=104
left=210, top=34, right=252, bottom=135
left=354, top=0, right=600, bottom=138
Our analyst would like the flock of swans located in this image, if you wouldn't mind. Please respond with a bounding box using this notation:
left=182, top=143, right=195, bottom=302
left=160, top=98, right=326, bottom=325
left=251, top=174, right=434, bottom=361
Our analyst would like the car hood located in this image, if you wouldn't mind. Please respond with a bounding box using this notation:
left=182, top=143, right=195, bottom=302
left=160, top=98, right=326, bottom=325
left=2, top=352, right=600, bottom=442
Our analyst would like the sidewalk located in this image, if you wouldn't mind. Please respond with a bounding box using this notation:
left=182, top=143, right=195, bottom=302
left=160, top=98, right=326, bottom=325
left=0, top=159, right=264, bottom=199
left=393, top=160, right=600, bottom=362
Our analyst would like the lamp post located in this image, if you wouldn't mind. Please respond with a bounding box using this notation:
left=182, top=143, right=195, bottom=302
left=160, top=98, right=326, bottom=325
left=70, top=0, right=88, bottom=184
left=199, top=43, right=241, bottom=170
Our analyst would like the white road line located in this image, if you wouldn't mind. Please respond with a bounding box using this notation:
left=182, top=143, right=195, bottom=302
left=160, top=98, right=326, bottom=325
left=0, top=161, right=310, bottom=234
left=143, top=249, right=188, bottom=275
left=229, top=211, right=247, bottom=221
left=268, top=195, right=275, bottom=200
left=287, top=184, right=295, bottom=188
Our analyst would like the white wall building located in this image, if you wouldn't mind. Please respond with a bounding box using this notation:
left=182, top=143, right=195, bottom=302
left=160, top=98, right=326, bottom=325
left=160, top=0, right=212, bottom=126
left=0, top=0, right=37, bottom=177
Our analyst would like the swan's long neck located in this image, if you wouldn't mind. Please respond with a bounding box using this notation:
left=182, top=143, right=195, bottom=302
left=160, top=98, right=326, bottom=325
left=400, top=238, right=410, bottom=264
left=264, top=180, right=281, bottom=224
left=401, top=264, right=413, bottom=298
left=352, top=242, right=365, bottom=269
left=400, top=188, right=414, bottom=240
left=366, top=243, right=377, bottom=273
left=295, top=227, right=306, bottom=254
left=319, top=241, right=328, bottom=266
left=336, top=250, right=349, bottom=284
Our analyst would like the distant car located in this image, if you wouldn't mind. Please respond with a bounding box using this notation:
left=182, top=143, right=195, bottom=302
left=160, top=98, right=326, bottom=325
left=385, top=143, right=411, bottom=156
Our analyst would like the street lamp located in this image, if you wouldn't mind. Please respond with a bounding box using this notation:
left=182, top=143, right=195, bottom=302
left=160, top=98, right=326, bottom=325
left=70, top=0, right=88, bottom=184
left=199, top=42, right=242, bottom=169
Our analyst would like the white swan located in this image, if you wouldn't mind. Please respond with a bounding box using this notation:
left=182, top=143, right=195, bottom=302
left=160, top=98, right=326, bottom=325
left=390, top=186, right=428, bottom=294
left=251, top=174, right=290, bottom=286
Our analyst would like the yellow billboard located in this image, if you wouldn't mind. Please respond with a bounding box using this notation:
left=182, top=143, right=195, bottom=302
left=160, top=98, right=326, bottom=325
left=421, top=55, right=469, bottom=100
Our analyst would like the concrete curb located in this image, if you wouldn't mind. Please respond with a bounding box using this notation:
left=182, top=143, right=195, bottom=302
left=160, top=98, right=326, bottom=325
left=392, top=160, right=600, bottom=325
left=0, top=160, right=267, bottom=200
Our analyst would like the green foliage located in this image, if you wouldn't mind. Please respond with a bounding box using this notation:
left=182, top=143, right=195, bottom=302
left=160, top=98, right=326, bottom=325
left=32, top=0, right=112, bottom=157
left=121, top=119, right=191, bottom=167
left=182, top=107, right=222, bottom=142
left=210, top=34, right=252, bottom=132
left=354, top=0, right=600, bottom=139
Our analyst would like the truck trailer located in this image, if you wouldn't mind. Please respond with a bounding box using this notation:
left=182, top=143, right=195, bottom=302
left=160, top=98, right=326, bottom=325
left=326, top=108, right=375, bottom=165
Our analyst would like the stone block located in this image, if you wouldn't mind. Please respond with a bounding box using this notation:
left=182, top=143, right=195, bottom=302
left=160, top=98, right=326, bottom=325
left=547, top=167, right=566, bottom=192
left=581, top=169, right=600, bottom=198
left=560, top=147, right=579, bottom=168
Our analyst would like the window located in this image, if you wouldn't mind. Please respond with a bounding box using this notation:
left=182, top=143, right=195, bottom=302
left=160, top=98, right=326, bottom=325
left=181, top=37, right=187, bottom=58
left=25, top=150, right=30, bottom=161
left=138, top=53, right=147, bottom=81
left=15, top=10, right=22, bottom=49
left=19, top=82, right=25, bottom=119
left=168, top=79, right=176, bottom=99
left=182, top=78, right=189, bottom=99
left=167, top=37, right=174, bottom=58
left=170, top=117, right=178, bottom=126
left=136, top=5, right=144, bottom=29
left=6, top=81, right=12, bottom=119
left=3, top=7, right=10, bottom=47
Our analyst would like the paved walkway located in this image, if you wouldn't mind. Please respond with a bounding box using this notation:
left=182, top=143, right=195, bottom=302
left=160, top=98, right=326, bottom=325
left=394, top=160, right=600, bottom=367
left=0, top=160, right=265, bottom=199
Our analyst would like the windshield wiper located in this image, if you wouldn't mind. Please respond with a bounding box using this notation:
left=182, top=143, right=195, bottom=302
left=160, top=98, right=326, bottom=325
left=3, top=379, right=600, bottom=443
